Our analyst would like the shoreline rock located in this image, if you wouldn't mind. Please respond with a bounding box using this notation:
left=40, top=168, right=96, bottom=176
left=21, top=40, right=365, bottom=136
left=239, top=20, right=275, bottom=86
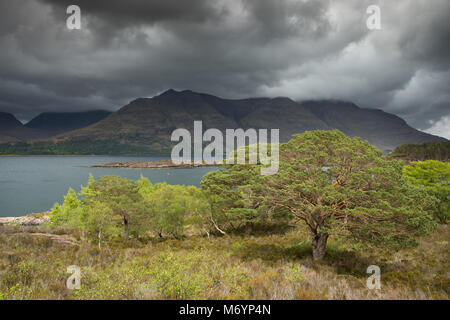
left=87, top=159, right=219, bottom=169
left=0, top=213, right=50, bottom=226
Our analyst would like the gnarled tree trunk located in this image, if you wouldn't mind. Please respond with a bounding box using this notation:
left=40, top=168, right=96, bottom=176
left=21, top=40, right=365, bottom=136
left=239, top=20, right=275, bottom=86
left=244, top=222, right=254, bottom=234
left=123, top=217, right=129, bottom=239
left=311, top=232, right=328, bottom=260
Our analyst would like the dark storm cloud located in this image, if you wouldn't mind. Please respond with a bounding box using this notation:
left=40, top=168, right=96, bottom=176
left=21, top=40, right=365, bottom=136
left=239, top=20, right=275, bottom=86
left=397, top=3, right=450, bottom=70
left=0, top=0, right=448, bottom=137
left=42, top=0, right=221, bottom=25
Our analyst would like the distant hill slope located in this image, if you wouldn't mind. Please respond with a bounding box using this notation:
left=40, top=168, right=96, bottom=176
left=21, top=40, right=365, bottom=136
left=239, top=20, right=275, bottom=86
left=0, top=89, right=446, bottom=154
left=301, top=100, right=446, bottom=151
left=25, top=110, right=111, bottom=136
left=0, top=112, right=23, bottom=129
left=57, top=89, right=444, bottom=150
left=0, top=112, right=42, bottom=141
left=58, top=89, right=329, bottom=145
left=0, top=110, right=111, bottom=143
left=390, top=141, right=450, bottom=162
left=0, top=134, right=19, bottom=144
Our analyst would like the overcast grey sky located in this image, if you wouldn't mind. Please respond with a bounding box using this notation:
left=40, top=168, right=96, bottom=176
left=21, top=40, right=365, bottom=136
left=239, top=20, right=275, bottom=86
left=0, top=0, right=449, bottom=138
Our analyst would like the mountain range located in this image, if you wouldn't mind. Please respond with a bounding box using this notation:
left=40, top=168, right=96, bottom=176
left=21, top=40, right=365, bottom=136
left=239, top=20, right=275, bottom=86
left=0, top=111, right=111, bottom=144
left=0, top=89, right=446, bottom=154
left=25, top=110, right=112, bottom=136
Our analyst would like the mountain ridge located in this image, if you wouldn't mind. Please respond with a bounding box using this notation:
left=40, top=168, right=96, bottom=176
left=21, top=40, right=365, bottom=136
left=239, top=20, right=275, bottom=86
left=54, top=89, right=445, bottom=151
left=0, top=110, right=111, bottom=142
left=25, top=110, right=111, bottom=136
left=0, top=89, right=446, bottom=154
left=0, top=112, right=42, bottom=141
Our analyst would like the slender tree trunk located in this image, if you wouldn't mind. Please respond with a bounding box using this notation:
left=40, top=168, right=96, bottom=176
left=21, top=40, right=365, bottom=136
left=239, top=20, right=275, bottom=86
left=311, top=232, right=329, bottom=260
left=98, top=228, right=102, bottom=250
left=245, top=222, right=253, bottom=234
left=124, top=217, right=129, bottom=239
left=209, top=208, right=226, bottom=235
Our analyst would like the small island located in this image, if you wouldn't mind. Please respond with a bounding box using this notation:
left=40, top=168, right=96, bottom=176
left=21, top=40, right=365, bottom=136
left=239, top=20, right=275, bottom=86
left=88, top=159, right=219, bottom=169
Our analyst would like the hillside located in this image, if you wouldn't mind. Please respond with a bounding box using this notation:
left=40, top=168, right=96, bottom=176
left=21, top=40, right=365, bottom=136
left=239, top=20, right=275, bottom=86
left=0, top=112, right=23, bottom=129
left=0, top=110, right=111, bottom=143
left=25, top=110, right=111, bottom=136
left=56, top=89, right=445, bottom=151
left=302, top=101, right=446, bottom=151
left=0, top=134, right=19, bottom=144
left=0, top=112, right=43, bottom=141
left=0, top=89, right=446, bottom=154
left=390, top=141, right=450, bottom=161
left=57, top=89, right=328, bottom=147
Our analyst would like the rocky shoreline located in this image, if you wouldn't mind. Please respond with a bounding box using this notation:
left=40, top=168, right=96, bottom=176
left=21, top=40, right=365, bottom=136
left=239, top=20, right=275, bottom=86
left=88, top=159, right=219, bottom=169
left=0, top=213, right=50, bottom=226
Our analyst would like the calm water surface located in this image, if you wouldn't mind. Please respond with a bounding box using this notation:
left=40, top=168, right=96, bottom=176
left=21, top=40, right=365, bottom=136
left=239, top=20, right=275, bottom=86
left=0, top=156, right=219, bottom=217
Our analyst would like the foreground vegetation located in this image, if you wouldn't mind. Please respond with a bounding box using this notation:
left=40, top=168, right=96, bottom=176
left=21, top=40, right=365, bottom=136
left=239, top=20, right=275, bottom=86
left=0, top=130, right=448, bottom=300
left=0, top=223, right=448, bottom=300
left=403, top=160, right=449, bottom=223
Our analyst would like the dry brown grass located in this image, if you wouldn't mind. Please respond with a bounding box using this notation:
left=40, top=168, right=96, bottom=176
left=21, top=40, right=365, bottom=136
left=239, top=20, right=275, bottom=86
left=0, top=223, right=448, bottom=300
